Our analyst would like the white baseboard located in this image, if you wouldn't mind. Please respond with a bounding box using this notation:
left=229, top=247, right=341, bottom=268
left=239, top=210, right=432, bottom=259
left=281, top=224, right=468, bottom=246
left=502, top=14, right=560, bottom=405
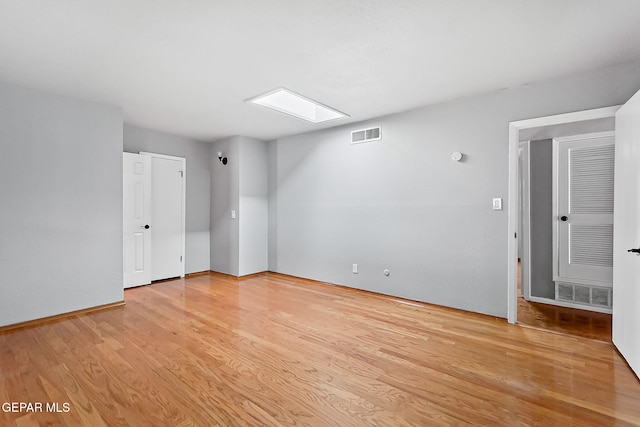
left=527, top=296, right=612, bottom=314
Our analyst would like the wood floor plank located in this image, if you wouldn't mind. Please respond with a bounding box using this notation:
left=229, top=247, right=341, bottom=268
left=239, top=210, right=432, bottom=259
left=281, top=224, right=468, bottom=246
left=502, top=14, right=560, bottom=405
left=1, top=272, right=639, bottom=426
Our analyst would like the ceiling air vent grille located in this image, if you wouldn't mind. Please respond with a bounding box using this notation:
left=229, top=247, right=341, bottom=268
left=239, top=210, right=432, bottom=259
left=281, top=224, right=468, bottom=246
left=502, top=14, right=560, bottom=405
left=351, top=126, right=381, bottom=144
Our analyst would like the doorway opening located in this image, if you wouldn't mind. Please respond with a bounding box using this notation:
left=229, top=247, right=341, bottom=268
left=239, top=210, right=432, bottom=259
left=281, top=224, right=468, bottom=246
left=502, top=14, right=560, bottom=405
left=507, top=106, right=620, bottom=338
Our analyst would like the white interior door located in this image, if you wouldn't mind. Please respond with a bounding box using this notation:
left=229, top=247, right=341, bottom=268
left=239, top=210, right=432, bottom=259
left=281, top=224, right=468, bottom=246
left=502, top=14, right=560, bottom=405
left=147, top=154, right=185, bottom=281
left=613, top=89, right=640, bottom=379
left=554, top=132, right=615, bottom=286
left=123, top=153, right=151, bottom=288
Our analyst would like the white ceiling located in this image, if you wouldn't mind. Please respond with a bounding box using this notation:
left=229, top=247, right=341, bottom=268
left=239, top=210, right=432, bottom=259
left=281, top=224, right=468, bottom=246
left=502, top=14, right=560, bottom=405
left=1, top=1, right=639, bottom=142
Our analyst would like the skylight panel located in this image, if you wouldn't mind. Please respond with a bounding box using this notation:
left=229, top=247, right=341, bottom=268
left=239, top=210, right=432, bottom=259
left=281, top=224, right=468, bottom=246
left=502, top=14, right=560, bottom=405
left=247, top=88, right=348, bottom=123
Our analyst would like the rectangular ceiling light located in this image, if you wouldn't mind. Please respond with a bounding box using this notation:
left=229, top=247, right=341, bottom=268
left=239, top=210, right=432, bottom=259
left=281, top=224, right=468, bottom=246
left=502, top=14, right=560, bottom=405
left=247, top=88, right=348, bottom=123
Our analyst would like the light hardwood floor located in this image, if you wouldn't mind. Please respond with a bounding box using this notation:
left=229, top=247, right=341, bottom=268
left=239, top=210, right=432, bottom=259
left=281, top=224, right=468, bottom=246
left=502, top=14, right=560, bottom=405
left=1, top=272, right=639, bottom=426
left=517, top=296, right=612, bottom=342
left=516, top=262, right=612, bottom=342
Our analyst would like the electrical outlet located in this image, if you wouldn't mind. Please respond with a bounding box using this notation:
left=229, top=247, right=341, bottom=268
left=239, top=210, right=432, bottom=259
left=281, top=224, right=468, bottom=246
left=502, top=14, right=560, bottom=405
left=492, top=198, right=502, bottom=210
left=231, top=209, right=236, bottom=219
left=352, top=264, right=358, bottom=274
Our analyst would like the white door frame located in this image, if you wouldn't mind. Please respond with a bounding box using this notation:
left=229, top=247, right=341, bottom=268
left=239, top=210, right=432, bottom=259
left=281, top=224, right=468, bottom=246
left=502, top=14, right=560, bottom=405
left=507, top=106, right=621, bottom=324
left=518, top=141, right=531, bottom=301
left=140, top=151, right=187, bottom=279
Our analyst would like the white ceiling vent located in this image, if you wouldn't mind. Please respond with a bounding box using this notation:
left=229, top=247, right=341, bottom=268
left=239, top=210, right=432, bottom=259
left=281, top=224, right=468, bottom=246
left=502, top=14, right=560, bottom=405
left=351, top=126, right=381, bottom=144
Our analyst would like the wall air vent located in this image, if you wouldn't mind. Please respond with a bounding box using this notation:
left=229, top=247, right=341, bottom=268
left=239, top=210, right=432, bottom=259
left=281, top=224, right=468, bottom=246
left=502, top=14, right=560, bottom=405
left=555, top=282, right=612, bottom=309
left=351, top=126, right=381, bottom=144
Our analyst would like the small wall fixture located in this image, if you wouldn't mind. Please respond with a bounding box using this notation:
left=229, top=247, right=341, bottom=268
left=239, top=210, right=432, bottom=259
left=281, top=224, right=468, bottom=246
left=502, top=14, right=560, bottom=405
left=451, top=152, right=464, bottom=162
left=218, top=152, right=228, bottom=165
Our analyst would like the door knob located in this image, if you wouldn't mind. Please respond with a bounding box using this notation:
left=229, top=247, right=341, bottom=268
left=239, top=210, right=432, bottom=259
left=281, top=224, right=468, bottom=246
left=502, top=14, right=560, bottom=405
left=140, top=225, right=151, bottom=229
left=560, top=215, right=568, bottom=221
left=628, top=248, right=640, bottom=255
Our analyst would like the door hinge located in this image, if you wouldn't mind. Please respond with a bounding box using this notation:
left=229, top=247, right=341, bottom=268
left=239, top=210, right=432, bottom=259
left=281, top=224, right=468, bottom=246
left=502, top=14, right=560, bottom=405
left=179, top=171, right=184, bottom=177
left=180, top=256, right=183, bottom=262
left=514, top=232, right=517, bottom=238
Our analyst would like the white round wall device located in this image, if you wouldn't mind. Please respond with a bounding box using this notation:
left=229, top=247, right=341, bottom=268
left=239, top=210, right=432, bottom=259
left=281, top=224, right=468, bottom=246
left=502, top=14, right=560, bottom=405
left=451, top=152, right=463, bottom=162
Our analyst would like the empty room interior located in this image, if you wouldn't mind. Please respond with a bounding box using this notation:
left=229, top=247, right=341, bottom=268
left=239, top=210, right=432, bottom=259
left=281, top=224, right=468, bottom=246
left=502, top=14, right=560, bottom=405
left=2, top=1, right=640, bottom=425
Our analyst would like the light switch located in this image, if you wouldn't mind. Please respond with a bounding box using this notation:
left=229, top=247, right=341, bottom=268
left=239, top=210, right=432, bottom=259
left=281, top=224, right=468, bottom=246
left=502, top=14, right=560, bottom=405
left=492, top=198, right=502, bottom=210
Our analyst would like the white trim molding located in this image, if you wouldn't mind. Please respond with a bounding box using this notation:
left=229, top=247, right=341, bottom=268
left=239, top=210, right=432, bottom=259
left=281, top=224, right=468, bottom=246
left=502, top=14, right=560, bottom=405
left=528, top=295, right=612, bottom=315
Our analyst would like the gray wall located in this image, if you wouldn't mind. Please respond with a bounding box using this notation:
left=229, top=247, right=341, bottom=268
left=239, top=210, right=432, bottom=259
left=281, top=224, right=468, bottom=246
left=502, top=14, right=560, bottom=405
left=0, top=82, right=123, bottom=326
left=210, top=136, right=240, bottom=275
left=210, top=136, right=269, bottom=276
left=123, top=125, right=211, bottom=274
left=268, top=140, right=279, bottom=271
left=529, top=139, right=554, bottom=298
left=268, top=61, right=640, bottom=318
left=239, top=137, right=268, bottom=276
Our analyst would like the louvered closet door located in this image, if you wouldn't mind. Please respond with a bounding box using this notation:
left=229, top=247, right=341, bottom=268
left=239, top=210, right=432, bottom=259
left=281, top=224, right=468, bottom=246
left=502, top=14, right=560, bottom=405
left=555, top=132, right=614, bottom=285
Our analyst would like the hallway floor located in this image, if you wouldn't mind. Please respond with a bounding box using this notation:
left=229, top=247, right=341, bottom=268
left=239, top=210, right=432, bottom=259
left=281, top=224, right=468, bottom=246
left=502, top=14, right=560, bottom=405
left=517, top=263, right=612, bottom=342
left=517, top=296, right=612, bottom=342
